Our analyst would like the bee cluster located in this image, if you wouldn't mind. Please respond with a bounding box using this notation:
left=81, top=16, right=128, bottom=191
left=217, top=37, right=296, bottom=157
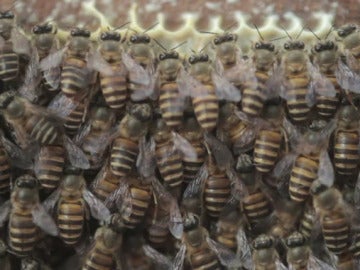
left=1, top=7, right=360, bottom=270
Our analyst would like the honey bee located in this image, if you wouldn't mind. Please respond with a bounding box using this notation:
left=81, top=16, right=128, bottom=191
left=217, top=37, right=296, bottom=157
left=178, top=52, right=241, bottom=132
left=82, top=224, right=123, bottom=270
left=0, top=175, right=58, bottom=256
left=252, top=234, right=287, bottom=270
left=0, top=10, right=30, bottom=83
left=273, top=119, right=335, bottom=203
left=110, top=103, right=152, bottom=177
left=285, top=231, right=336, bottom=270
left=332, top=105, right=360, bottom=176
left=298, top=203, right=317, bottom=240
left=0, top=239, right=11, bottom=270
left=0, top=92, right=90, bottom=169
left=40, top=27, right=96, bottom=99
left=311, top=182, right=352, bottom=255
left=43, top=169, right=110, bottom=247
left=75, top=106, right=116, bottom=169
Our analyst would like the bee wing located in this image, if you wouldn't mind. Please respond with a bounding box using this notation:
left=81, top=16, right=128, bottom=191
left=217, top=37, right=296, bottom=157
left=40, top=46, right=66, bottom=71
left=206, top=236, right=239, bottom=268
left=336, top=57, right=360, bottom=93
left=226, top=168, right=248, bottom=199
left=44, top=66, right=61, bottom=90
left=172, top=244, right=186, bottom=270
left=307, top=253, right=336, bottom=270
left=143, top=244, right=172, bottom=270
left=204, top=132, right=234, bottom=170
left=308, top=63, right=337, bottom=98
left=137, top=136, right=156, bottom=178
left=122, top=51, right=151, bottom=83
left=282, top=117, right=301, bottom=147
left=275, top=259, right=289, bottom=270
left=82, top=189, right=111, bottom=221
left=238, top=57, right=258, bottom=87
left=0, top=36, right=4, bottom=48
left=90, top=161, right=109, bottom=192
left=354, top=172, right=360, bottom=211
left=86, top=50, right=114, bottom=76
left=236, top=228, right=253, bottom=270
left=212, top=71, right=241, bottom=102
left=63, top=136, right=90, bottom=169
left=1, top=134, right=33, bottom=169
left=182, top=164, right=208, bottom=199
left=317, top=150, right=334, bottom=187
left=31, top=204, right=59, bottom=236
left=0, top=200, right=11, bottom=226
left=177, top=67, right=209, bottom=98
left=104, top=180, right=130, bottom=211
left=11, top=28, right=31, bottom=56
left=272, top=153, right=297, bottom=179
left=266, top=62, right=286, bottom=99
left=48, top=92, right=80, bottom=119
left=172, top=131, right=197, bottom=160
left=42, top=188, right=61, bottom=214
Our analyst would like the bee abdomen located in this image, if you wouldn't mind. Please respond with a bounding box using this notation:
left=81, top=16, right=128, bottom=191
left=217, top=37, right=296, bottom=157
left=190, top=249, right=220, bottom=270
left=0, top=43, right=19, bottom=81
left=28, top=116, right=61, bottom=145
left=83, top=246, right=114, bottom=270
left=254, top=129, right=282, bottom=173
left=241, top=87, right=265, bottom=118
left=147, top=224, right=169, bottom=246
left=159, top=83, right=183, bottom=129
left=334, top=130, right=359, bottom=175
left=61, top=58, right=88, bottom=97
left=9, top=211, right=37, bottom=256
left=183, top=143, right=206, bottom=183
left=286, top=78, right=310, bottom=124
left=93, top=172, right=120, bottom=202
left=0, top=146, right=11, bottom=194
left=216, top=232, right=237, bottom=250
left=289, top=155, right=319, bottom=202
left=299, top=210, right=315, bottom=240
left=322, top=214, right=350, bottom=255
left=156, top=145, right=183, bottom=188
left=242, top=190, right=271, bottom=225
left=36, top=145, right=65, bottom=191
left=122, top=186, right=151, bottom=229
left=64, top=101, right=86, bottom=136
left=100, top=68, right=127, bottom=110
left=110, top=138, right=138, bottom=177
left=204, top=175, right=231, bottom=218
left=58, top=199, right=84, bottom=246
left=192, top=88, right=218, bottom=132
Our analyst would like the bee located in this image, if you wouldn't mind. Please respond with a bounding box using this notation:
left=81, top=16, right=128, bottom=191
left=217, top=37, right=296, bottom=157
left=311, top=182, right=351, bottom=255
left=252, top=234, right=286, bottom=270
left=82, top=225, right=123, bottom=270
left=89, top=29, right=128, bottom=110
left=180, top=115, right=206, bottom=184
left=0, top=175, right=58, bottom=256
left=285, top=231, right=336, bottom=270
left=0, top=132, right=12, bottom=195
left=0, top=239, right=11, bottom=270
left=75, top=106, right=116, bottom=169
left=178, top=52, right=241, bottom=133
left=298, top=203, right=317, bottom=240
left=110, top=103, right=152, bottom=177
left=273, top=119, right=335, bottom=203
left=310, top=30, right=342, bottom=120
left=40, top=27, right=96, bottom=99
left=332, top=105, right=360, bottom=175
left=43, top=169, right=110, bottom=247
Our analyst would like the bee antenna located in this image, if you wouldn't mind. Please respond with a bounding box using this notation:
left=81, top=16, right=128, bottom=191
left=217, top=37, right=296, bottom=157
left=190, top=49, right=196, bottom=54
left=200, top=40, right=212, bottom=53
left=324, top=25, right=334, bottom=39
left=280, top=25, right=292, bottom=40
left=121, top=29, right=129, bottom=43
left=253, top=24, right=264, bottom=41
left=144, top=22, right=159, bottom=33
left=114, top=22, right=131, bottom=31
left=307, top=28, right=321, bottom=41
left=295, top=25, right=306, bottom=40
left=171, top=41, right=187, bottom=51
left=127, top=27, right=137, bottom=34
left=199, top=30, right=218, bottom=35
left=270, top=35, right=287, bottom=42
left=153, top=38, right=167, bottom=51
left=225, top=21, right=238, bottom=32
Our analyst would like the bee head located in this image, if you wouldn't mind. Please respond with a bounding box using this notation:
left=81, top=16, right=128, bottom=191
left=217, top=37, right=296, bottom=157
left=159, top=50, right=179, bottom=61
left=0, top=10, right=14, bottom=19
left=254, top=41, right=275, bottom=51
left=130, top=33, right=150, bottom=44
left=15, top=175, right=38, bottom=189
left=337, top=24, right=357, bottom=38
left=284, top=40, right=305, bottom=50
left=188, top=53, right=209, bottom=64
left=313, top=40, right=336, bottom=52
left=70, top=27, right=91, bottom=38
left=214, top=33, right=237, bottom=45
left=183, top=213, right=200, bottom=231
left=253, top=235, right=274, bottom=249
left=32, top=23, right=54, bottom=35
left=100, top=31, right=121, bottom=41
left=286, top=232, right=306, bottom=247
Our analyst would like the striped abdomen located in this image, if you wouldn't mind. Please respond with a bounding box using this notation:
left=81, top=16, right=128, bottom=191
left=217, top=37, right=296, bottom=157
left=183, top=141, right=206, bottom=184
left=204, top=173, right=231, bottom=218
left=289, top=154, right=319, bottom=202
left=100, top=63, right=127, bottom=110
left=110, top=138, right=138, bottom=177
left=228, top=120, right=249, bottom=148
left=122, top=184, right=152, bottom=229
left=334, top=130, right=359, bottom=175
left=254, top=129, right=282, bottom=173
left=241, top=71, right=267, bottom=117
left=83, top=245, right=114, bottom=270
left=27, top=115, right=61, bottom=145
left=0, top=41, right=19, bottom=82
left=159, top=82, right=183, bottom=129
left=299, top=207, right=315, bottom=240
left=9, top=209, right=37, bottom=256
left=322, top=213, right=350, bottom=255
left=93, top=169, right=120, bottom=202
left=316, top=75, right=341, bottom=119
left=242, top=189, right=272, bottom=226
left=189, top=247, right=220, bottom=270
left=57, top=198, right=85, bottom=246
left=64, top=100, right=86, bottom=136
left=61, top=57, right=88, bottom=98
left=81, top=134, right=107, bottom=168
left=352, top=233, right=360, bottom=259
left=192, top=84, right=218, bottom=132
left=0, top=144, right=11, bottom=194
left=156, top=141, right=183, bottom=188
left=147, top=223, right=169, bottom=247
left=286, top=75, right=311, bottom=124
left=36, top=145, right=65, bottom=191
left=215, top=222, right=238, bottom=250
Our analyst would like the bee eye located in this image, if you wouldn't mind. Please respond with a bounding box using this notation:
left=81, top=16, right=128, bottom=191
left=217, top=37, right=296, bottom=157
left=284, top=43, right=290, bottom=50
left=70, top=29, right=76, bottom=36
left=203, top=54, right=209, bottom=62
left=255, top=42, right=261, bottom=49
left=159, top=53, right=165, bottom=60
left=228, top=34, right=234, bottom=41
left=299, top=42, right=305, bottom=49
left=32, top=25, right=40, bottom=34
left=189, top=56, right=195, bottom=64
left=100, top=33, right=106, bottom=40
left=4, top=11, right=14, bottom=19
left=130, top=35, right=136, bottom=43
left=269, top=44, right=275, bottom=51
left=174, top=51, right=179, bottom=58
left=214, top=38, right=220, bottom=45
left=145, top=36, right=150, bottom=43
left=315, top=44, right=321, bottom=52
left=328, top=41, right=334, bottom=49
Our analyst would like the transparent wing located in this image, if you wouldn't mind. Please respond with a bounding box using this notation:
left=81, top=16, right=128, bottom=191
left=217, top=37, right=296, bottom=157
left=43, top=66, right=61, bottom=90
left=1, top=135, right=34, bottom=169
left=86, top=50, right=114, bottom=76
left=32, top=204, right=59, bottom=236
left=172, top=244, right=186, bottom=270
left=212, top=71, right=241, bottom=102
left=266, top=62, right=286, bottom=99
left=226, top=168, right=248, bottom=199
left=90, top=161, right=110, bottom=193
left=317, top=150, right=334, bottom=187
left=354, top=173, right=360, bottom=211
left=206, top=236, right=239, bottom=268
left=336, top=57, right=360, bottom=93
left=42, top=188, right=61, bottom=214
left=275, top=259, right=289, bottom=270
left=64, top=136, right=90, bottom=169
left=308, top=63, right=337, bottom=98
left=204, top=132, right=234, bottom=170
left=143, top=244, right=172, bottom=269
left=177, top=67, right=210, bottom=98
left=0, top=200, right=11, bottom=226
left=122, top=52, right=151, bottom=85
left=172, top=131, right=197, bottom=160
left=47, top=92, right=81, bottom=119
left=307, top=253, right=336, bottom=270
left=40, top=47, right=66, bottom=70
left=282, top=117, right=301, bottom=147
left=11, top=28, right=31, bottom=56
left=137, top=136, right=156, bottom=178
left=236, top=228, right=253, bottom=270
left=272, top=153, right=297, bottom=179
left=104, top=180, right=130, bottom=211
left=83, top=189, right=111, bottom=221
left=0, top=36, right=4, bottom=48
left=182, top=164, right=208, bottom=199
